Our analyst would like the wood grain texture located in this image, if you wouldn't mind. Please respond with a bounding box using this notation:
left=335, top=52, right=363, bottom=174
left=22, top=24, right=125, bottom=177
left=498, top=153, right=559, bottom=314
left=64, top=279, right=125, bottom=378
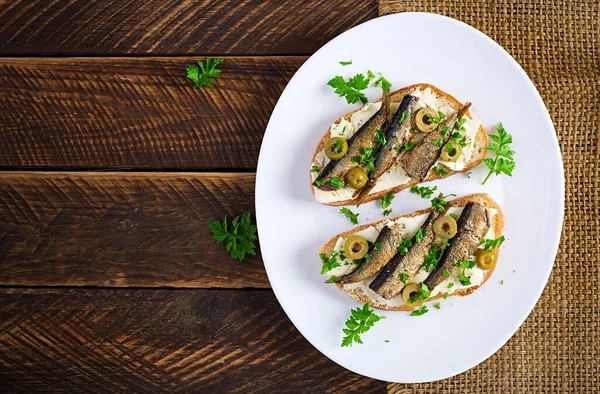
left=0, top=171, right=270, bottom=288
left=0, top=288, right=387, bottom=393
left=0, top=56, right=306, bottom=170
left=0, top=56, right=303, bottom=170
left=0, top=0, right=377, bottom=55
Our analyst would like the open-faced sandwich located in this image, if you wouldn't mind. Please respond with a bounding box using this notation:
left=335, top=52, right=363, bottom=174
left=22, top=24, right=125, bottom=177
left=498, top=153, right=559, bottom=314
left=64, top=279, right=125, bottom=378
left=310, top=84, right=488, bottom=206
left=319, top=193, right=505, bottom=311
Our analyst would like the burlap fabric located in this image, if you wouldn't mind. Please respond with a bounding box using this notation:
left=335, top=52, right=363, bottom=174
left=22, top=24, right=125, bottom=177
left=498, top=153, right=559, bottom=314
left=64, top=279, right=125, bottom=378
left=379, top=1, right=599, bottom=393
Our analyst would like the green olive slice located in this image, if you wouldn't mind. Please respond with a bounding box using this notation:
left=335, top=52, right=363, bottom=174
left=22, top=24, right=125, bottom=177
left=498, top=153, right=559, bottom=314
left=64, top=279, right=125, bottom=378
left=414, top=107, right=438, bottom=133
left=401, top=283, right=424, bottom=307
left=345, top=167, right=368, bottom=189
left=344, top=235, right=368, bottom=260
left=324, top=137, right=348, bottom=160
left=441, top=140, right=463, bottom=162
left=433, top=216, right=458, bottom=239
left=475, top=249, right=498, bottom=270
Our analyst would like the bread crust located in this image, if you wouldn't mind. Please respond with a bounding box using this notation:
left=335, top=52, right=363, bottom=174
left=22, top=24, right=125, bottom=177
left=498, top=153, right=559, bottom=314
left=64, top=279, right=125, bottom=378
left=319, top=193, right=504, bottom=310
left=311, top=83, right=488, bottom=206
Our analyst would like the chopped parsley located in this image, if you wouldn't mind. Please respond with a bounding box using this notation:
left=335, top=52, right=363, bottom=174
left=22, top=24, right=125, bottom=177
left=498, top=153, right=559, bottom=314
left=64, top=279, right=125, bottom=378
left=311, top=165, right=319, bottom=172
left=351, top=146, right=376, bottom=171
left=327, top=74, right=370, bottom=104
left=383, top=209, right=392, bottom=216
left=315, top=178, right=325, bottom=186
left=373, top=242, right=381, bottom=251
left=441, top=125, right=449, bottom=138
left=466, top=171, right=472, bottom=179
left=432, top=139, right=442, bottom=147
left=417, top=283, right=431, bottom=300
left=500, top=280, right=504, bottom=285
left=434, top=303, right=441, bottom=310
left=431, top=166, right=449, bottom=177
left=331, top=139, right=343, bottom=154
left=329, top=177, right=345, bottom=188
left=422, top=245, right=442, bottom=272
left=399, top=272, right=410, bottom=285
left=341, top=303, right=386, bottom=347
left=458, top=270, right=471, bottom=286
left=447, top=282, right=455, bottom=289
left=400, top=111, right=407, bottom=122
left=451, top=131, right=468, bottom=147
left=206, top=211, right=257, bottom=261
left=320, top=252, right=340, bottom=274
left=443, top=292, right=449, bottom=299
left=339, top=125, right=347, bottom=136
left=327, top=275, right=337, bottom=283
left=410, top=185, right=437, bottom=199
left=443, top=269, right=450, bottom=278
left=339, top=207, right=359, bottom=225
left=397, top=239, right=413, bottom=255
left=339, top=60, right=353, bottom=66
left=431, top=193, right=456, bottom=212
left=480, top=235, right=506, bottom=250
left=410, top=306, right=429, bottom=316
left=186, top=57, right=224, bottom=88
left=385, top=339, right=390, bottom=343
left=415, top=228, right=425, bottom=243
left=375, top=124, right=387, bottom=145
left=455, top=117, right=467, bottom=130
left=482, top=123, right=515, bottom=185
left=439, top=237, right=450, bottom=247
left=380, top=192, right=395, bottom=209
left=449, top=212, right=457, bottom=219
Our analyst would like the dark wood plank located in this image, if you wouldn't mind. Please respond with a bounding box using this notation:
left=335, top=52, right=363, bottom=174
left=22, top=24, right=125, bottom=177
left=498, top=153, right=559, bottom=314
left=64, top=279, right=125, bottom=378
left=0, top=56, right=303, bottom=170
left=0, top=171, right=269, bottom=288
left=0, top=288, right=387, bottom=393
left=0, top=0, right=376, bottom=55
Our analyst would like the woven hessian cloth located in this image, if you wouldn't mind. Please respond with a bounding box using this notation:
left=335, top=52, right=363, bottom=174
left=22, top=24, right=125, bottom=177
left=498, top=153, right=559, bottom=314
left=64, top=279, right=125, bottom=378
left=379, top=1, right=599, bottom=393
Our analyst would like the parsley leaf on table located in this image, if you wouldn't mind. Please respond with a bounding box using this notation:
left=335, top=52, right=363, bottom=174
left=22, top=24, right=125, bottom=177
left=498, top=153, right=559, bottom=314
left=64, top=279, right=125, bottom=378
left=380, top=192, right=395, bottom=210
left=410, top=185, right=437, bottom=199
left=373, top=72, right=392, bottom=93
left=340, top=207, right=359, bottom=225
left=482, top=123, right=515, bottom=185
left=341, top=303, right=386, bottom=347
left=206, top=211, right=257, bottom=261
left=186, top=57, right=224, bottom=88
left=340, top=60, right=352, bottom=66
left=327, top=74, right=370, bottom=104
left=431, top=193, right=456, bottom=212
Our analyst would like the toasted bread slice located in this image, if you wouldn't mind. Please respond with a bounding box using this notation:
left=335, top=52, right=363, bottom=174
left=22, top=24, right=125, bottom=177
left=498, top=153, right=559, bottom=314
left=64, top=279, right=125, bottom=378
left=311, top=83, right=488, bottom=206
left=319, top=193, right=504, bottom=311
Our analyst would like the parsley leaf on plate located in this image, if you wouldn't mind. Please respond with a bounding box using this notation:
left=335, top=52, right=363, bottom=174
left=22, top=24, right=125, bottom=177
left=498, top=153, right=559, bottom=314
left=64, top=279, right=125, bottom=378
left=410, top=185, right=437, bottom=199
left=340, top=207, right=359, bottom=225
left=410, top=306, right=429, bottom=316
left=327, top=74, right=370, bottom=104
left=341, top=303, right=386, bottom=347
left=206, top=211, right=257, bottom=261
left=482, top=123, right=515, bottom=185
left=186, top=57, right=224, bottom=88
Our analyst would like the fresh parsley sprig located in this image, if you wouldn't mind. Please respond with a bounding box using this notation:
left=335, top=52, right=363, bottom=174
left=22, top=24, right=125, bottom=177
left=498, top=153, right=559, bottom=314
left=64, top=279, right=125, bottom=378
left=482, top=123, right=515, bottom=185
left=410, top=185, right=437, bottom=199
left=341, top=303, right=386, bottom=347
left=206, top=211, right=257, bottom=261
left=186, top=57, right=224, bottom=88
left=340, top=208, right=359, bottom=225
left=327, top=74, right=370, bottom=104
left=410, top=306, right=428, bottom=316
left=373, top=72, right=391, bottom=94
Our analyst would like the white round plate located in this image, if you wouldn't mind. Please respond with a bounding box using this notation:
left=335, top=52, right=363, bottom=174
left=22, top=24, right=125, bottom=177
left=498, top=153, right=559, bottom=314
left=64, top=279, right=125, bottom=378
left=255, top=13, right=563, bottom=383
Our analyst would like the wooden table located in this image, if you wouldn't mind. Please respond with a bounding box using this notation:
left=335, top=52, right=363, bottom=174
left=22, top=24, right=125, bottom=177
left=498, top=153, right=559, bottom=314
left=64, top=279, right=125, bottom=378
left=0, top=0, right=389, bottom=392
